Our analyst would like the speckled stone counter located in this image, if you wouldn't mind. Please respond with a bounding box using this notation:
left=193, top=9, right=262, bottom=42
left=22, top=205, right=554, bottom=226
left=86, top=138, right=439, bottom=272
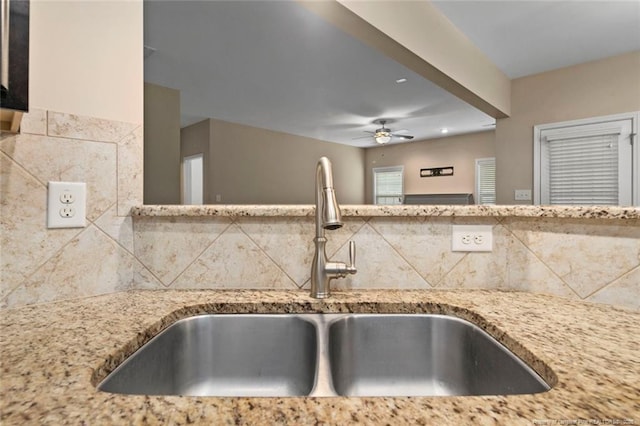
left=132, top=204, right=640, bottom=220
left=1, top=290, right=639, bottom=425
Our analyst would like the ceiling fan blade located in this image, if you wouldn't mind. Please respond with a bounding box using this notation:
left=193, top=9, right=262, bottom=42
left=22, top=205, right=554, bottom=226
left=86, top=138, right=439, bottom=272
left=394, top=134, right=414, bottom=140
left=351, top=131, right=375, bottom=140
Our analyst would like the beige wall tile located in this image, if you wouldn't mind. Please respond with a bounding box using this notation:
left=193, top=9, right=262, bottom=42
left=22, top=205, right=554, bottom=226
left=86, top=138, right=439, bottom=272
left=235, top=216, right=313, bottom=287
left=133, top=260, right=165, bottom=290
left=507, top=218, right=640, bottom=298
left=586, top=267, right=640, bottom=311
left=48, top=111, right=138, bottom=143
left=2, top=225, right=137, bottom=308
left=133, top=216, right=232, bottom=286
left=0, top=153, right=82, bottom=299
left=0, top=133, right=117, bottom=221
left=172, top=224, right=296, bottom=289
left=505, top=234, right=578, bottom=299
left=94, top=204, right=134, bottom=253
left=19, top=109, right=47, bottom=135
left=0, top=134, right=20, bottom=163
left=236, top=216, right=365, bottom=286
left=439, top=224, right=511, bottom=290
left=117, top=126, right=143, bottom=216
left=369, top=217, right=494, bottom=285
left=328, top=223, right=429, bottom=290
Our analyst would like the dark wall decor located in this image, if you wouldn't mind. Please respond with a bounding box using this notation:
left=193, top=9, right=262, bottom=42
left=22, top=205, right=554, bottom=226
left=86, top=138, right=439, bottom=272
left=420, top=166, right=454, bottom=178
left=1, top=0, right=29, bottom=112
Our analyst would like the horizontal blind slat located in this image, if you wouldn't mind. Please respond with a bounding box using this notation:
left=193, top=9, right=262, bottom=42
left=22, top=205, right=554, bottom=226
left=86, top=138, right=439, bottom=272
left=476, top=158, right=496, bottom=205
left=546, top=133, right=618, bottom=205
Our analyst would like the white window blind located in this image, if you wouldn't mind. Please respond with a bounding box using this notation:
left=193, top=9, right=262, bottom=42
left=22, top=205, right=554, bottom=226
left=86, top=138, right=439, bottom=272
left=536, top=116, right=634, bottom=206
left=373, top=166, right=403, bottom=205
left=546, top=133, right=619, bottom=205
left=475, top=157, right=496, bottom=205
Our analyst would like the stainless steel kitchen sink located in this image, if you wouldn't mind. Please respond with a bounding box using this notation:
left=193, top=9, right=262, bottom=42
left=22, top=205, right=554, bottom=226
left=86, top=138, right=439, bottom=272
left=98, top=313, right=551, bottom=397
left=98, top=314, right=318, bottom=397
left=328, top=314, right=550, bottom=397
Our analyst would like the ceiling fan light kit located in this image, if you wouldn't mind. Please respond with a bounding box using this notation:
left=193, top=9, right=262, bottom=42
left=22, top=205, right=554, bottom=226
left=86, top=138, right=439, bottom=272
left=370, top=120, right=414, bottom=144
left=375, top=133, right=392, bottom=144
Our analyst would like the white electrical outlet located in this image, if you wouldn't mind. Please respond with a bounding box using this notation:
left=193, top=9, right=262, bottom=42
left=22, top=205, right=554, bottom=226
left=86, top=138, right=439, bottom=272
left=48, top=181, right=87, bottom=228
left=60, top=191, right=75, bottom=204
left=59, top=206, right=75, bottom=218
left=514, top=189, right=532, bottom=201
left=452, top=225, right=492, bottom=252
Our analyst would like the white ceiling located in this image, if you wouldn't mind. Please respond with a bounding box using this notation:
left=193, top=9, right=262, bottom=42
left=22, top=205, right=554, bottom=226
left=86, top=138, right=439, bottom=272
left=144, top=1, right=640, bottom=148
left=432, top=0, right=640, bottom=79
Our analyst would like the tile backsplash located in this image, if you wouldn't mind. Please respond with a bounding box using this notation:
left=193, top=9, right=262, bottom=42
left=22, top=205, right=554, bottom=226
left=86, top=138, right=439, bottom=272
left=1, top=110, right=145, bottom=307
left=1, top=111, right=638, bottom=310
left=133, top=215, right=639, bottom=310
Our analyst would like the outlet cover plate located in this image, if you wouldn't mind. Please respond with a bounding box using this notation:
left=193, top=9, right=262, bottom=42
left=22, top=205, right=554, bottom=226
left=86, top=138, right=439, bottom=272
left=452, top=225, right=493, bottom=252
left=514, top=189, right=532, bottom=201
left=47, top=181, right=87, bottom=228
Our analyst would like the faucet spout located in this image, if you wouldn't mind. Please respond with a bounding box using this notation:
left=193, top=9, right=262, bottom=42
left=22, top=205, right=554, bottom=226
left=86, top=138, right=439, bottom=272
left=310, top=157, right=357, bottom=299
left=315, top=156, right=342, bottom=235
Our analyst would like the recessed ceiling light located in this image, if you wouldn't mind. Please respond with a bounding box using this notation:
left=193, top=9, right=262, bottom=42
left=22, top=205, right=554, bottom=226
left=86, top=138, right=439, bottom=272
left=441, top=128, right=449, bottom=134
left=395, top=78, right=407, bottom=84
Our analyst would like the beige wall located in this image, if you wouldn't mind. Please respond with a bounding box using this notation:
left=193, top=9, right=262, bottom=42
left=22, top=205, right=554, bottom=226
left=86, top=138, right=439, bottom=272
left=144, top=83, right=181, bottom=204
left=29, top=0, right=142, bottom=124
left=206, top=118, right=365, bottom=204
left=364, top=131, right=495, bottom=204
left=495, top=51, right=640, bottom=204
left=181, top=119, right=211, bottom=203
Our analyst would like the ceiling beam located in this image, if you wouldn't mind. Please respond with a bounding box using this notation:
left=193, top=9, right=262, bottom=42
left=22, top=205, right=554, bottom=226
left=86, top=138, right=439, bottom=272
left=299, top=0, right=511, bottom=119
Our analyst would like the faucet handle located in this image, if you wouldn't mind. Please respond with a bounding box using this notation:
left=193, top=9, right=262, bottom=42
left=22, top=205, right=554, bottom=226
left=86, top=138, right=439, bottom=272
left=348, top=240, right=356, bottom=272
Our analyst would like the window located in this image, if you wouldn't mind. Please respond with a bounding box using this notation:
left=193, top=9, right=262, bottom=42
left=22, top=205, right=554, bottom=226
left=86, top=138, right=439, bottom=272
left=373, top=166, right=404, bottom=205
left=475, top=157, right=496, bottom=205
left=534, top=112, right=638, bottom=206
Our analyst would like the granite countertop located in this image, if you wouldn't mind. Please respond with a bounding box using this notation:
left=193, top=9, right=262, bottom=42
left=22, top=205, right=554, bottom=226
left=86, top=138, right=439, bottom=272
left=131, top=204, right=640, bottom=220
left=1, top=290, right=638, bottom=425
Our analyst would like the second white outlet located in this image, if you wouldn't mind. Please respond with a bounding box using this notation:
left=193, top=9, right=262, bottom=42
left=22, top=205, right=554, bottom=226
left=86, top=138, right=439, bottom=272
left=452, top=225, right=493, bottom=252
left=47, top=181, right=87, bottom=228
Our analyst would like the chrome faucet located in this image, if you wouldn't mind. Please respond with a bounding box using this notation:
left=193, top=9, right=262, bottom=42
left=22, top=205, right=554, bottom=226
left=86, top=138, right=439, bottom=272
left=310, top=157, right=357, bottom=299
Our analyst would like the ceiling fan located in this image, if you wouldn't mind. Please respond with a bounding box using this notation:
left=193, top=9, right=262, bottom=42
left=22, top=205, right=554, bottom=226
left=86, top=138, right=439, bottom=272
left=354, top=119, right=414, bottom=144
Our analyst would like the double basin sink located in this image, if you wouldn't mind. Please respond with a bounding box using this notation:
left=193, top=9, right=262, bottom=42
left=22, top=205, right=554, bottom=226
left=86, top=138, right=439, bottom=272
left=98, top=313, right=550, bottom=397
